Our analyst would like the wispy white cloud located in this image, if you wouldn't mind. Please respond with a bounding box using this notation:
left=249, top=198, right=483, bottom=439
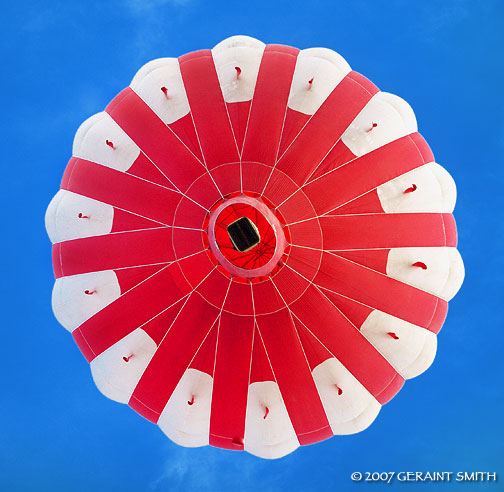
left=115, top=0, right=196, bottom=65
left=148, top=446, right=283, bottom=492
left=125, top=0, right=193, bottom=14
left=21, top=7, right=58, bottom=33
left=423, top=1, right=470, bottom=31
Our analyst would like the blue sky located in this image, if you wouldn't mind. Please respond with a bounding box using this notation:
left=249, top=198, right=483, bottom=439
left=2, top=1, right=503, bottom=490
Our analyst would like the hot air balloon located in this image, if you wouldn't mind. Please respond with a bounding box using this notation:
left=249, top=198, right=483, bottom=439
left=45, top=36, right=464, bottom=459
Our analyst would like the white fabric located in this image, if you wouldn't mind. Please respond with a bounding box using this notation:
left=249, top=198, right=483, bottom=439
left=377, top=162, right=457, bottom=213
left=342, top=92, right=417, bottom=156
left=130, top=58, right=190, bottom=124
left=45, top=189, right=114, bottom=244
left=312, top=358, right=380, bottom=435
left=387, top=247, right=465, bottom=301
left=244, top=381, right=299, bottom=459
left=212, top=35, right=265, bottom=103
left=360, top=310, right=437, bottom=379
left=288, top=48, right=351, bottom=115
left=72, top=112, right=140, bottom=171
left=158, top=368, right=213, bottom=447
left=52, top=270, right=121, bottom=332
left=45, top=190, right=64, bottom=243
left=90, top=328, right=157, bottom=403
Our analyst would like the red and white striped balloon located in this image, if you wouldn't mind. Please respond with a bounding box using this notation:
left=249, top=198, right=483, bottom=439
left=46, top=36, right=464, bottom=459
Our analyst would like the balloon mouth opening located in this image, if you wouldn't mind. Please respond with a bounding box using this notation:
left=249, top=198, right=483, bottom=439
left=204, top=193, right=290, bottom=280
left=227, top=217, right=261, bottom=252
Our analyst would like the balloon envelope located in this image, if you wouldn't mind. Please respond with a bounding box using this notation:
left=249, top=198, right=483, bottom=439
left=46, top=36, right=464, bottom=459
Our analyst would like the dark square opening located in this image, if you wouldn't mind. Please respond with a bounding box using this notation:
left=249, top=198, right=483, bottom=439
left=227, top=217, right=260, bottom=252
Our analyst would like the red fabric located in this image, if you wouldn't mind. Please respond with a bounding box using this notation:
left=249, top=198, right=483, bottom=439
left=53, top=228, right=175, bottom=278
left=315, top=253, right=447, bottom=333
left=106, top=88, right=206, bottom=192
left=73, top=264, right=187, bottom=362
left=277, top=108, right=311, bottom=157
left=62, top=157, right=180, bottom=225
left=300, top=133, right=433, bottom=217
left=276, top=72, right=378, bottom=186
left=169, top=113, right=204, bottom=162
left=319, top=213, right=457, bottom=249
left=127, top=152, right=176, bottom=188
left=241, top=45, right=299, bottom=168
left=209, top=312, right=255, bottom=450
left=114, top=264, right=167, bottom=293
left=110, top=208, right=163, bottom=234
left=189, top=324, right=218, bottom=375
left=249, top=327, right=275, bottom=384
left=129, top=293, right=221, bottom=422
left=179, top=50, right=240, bottom=169
left=290, top=285, right=404, bottom=404
left=256, top=308, right=333, bottom=445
